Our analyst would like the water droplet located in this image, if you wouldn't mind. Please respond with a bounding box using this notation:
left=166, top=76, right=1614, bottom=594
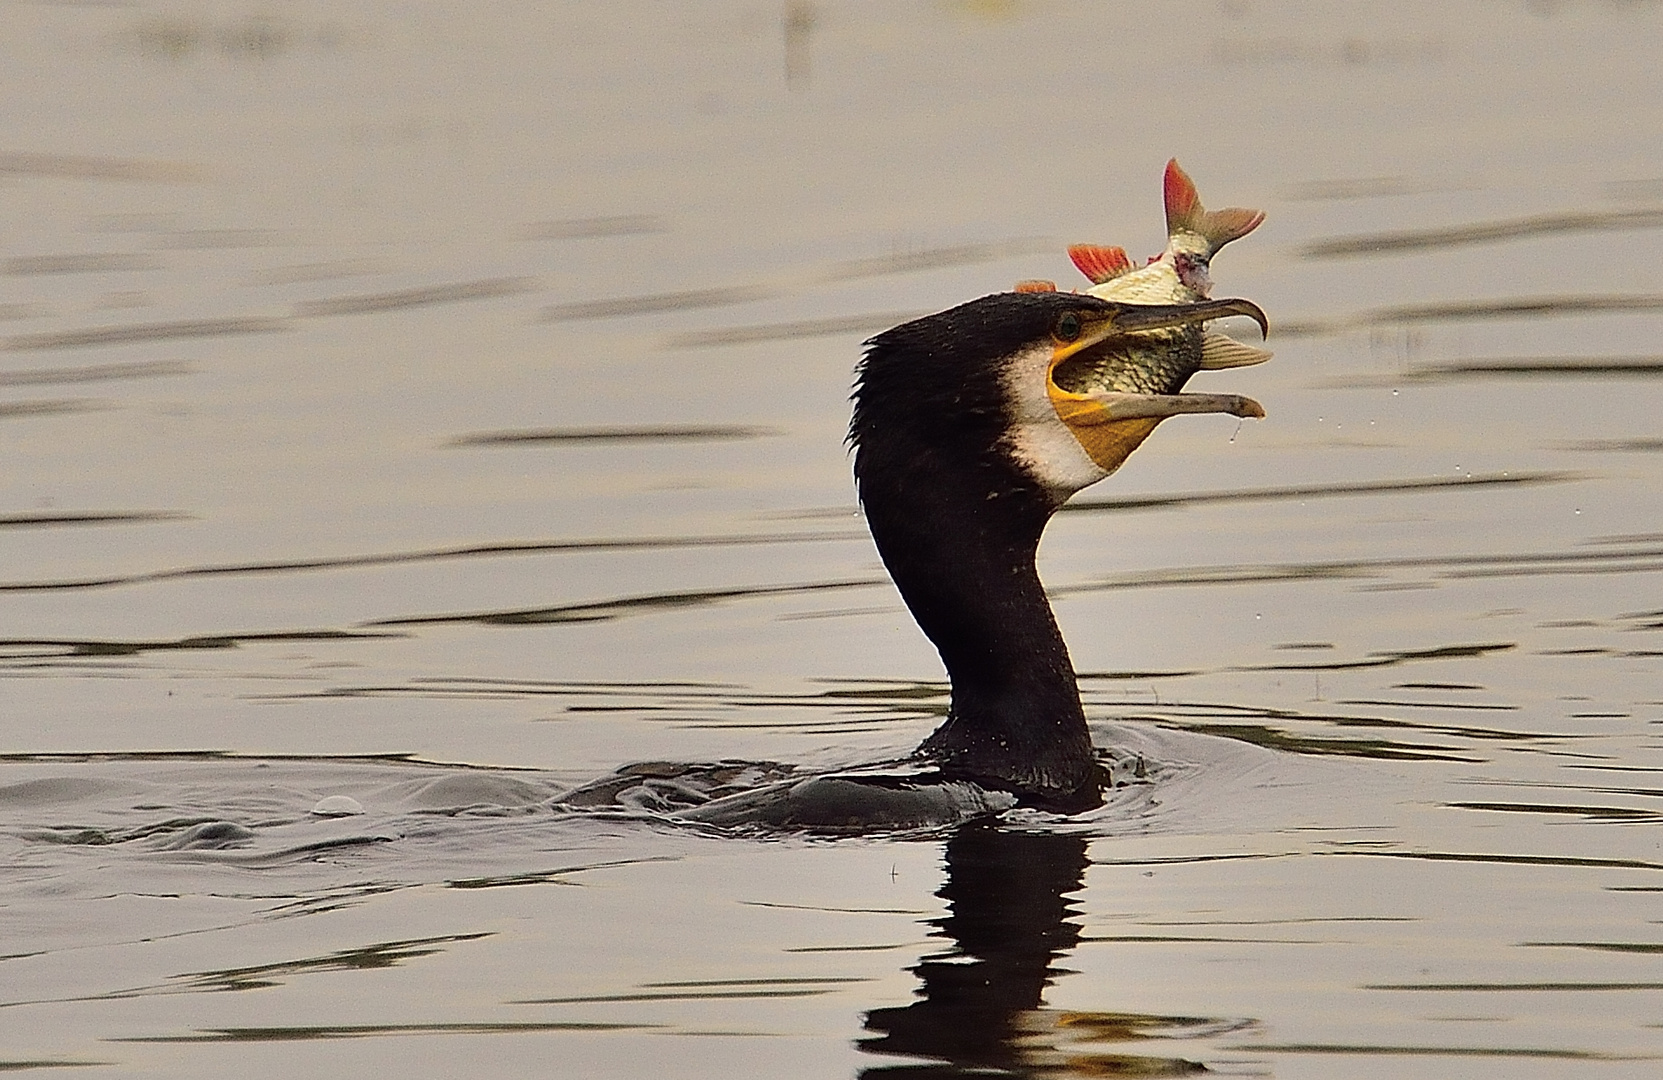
left=1391, top=389, right=1399, bottom=396
left=311, top=795, right=364, bottom=817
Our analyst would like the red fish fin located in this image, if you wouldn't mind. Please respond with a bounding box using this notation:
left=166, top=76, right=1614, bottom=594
left=1164, top=159, right=1203, bottom=232
left=1199, top=207, right=1266, bottom=247
left=1164, top=158, right=1265, bottom=249
left=1014, top=279, right=1056, bottom=293
left=1066, top=244, right=1133, bottom=285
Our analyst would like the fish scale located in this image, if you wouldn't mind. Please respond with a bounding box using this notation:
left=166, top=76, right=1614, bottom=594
left=1053, top=324, right=1204, bottom=396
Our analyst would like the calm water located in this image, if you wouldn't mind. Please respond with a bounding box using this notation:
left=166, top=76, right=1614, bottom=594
left=6, top=1, right=1663, bottom=1075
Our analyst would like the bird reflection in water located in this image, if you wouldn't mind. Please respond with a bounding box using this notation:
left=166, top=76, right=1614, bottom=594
left=858, top=824, right=1227, bottom=1077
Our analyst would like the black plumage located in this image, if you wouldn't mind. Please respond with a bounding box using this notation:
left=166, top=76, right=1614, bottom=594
left=852, top=292, right=1112, bottom=811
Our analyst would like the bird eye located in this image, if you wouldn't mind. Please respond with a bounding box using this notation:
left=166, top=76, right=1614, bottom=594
left=1054, top=312, right=1082, bottom=343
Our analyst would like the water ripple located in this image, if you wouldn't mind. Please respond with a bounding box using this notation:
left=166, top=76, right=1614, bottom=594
left=294, top=277, right=532, bottom=317
left=449, top=424, right=778, bottom=446
left=3, top=317, right=286, bottom=352
left=0, top=511, right=187, bottom=530
left=363, top=579, right=881, bottom=628
left=0, top=530, right=865, bottom=593
left=1058, top=541, right=1663, bottom=594
left=0, top=151, right=204, bottom=183
left=662, top=311, right=924, bottom=349
left=1301, top=206, right=1663, bottom=258
left=518, top=214, right=667, bottom=240
left=0, top=360, right=190, bottom=386
left=1281, top=294, right=1663, bottom=338
left=3, top=254, right=159, bottom=276
left=1061, top=471, right=1578, bottom=515
left=113, top=1021, right=659, bottom=1043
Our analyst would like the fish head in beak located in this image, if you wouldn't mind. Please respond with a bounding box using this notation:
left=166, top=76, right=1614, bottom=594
left=1045, top=298, right=1269, bottom=479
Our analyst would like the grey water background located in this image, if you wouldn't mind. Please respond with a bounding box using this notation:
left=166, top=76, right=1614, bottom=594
left=6, top=0, right=1663, bottom=1075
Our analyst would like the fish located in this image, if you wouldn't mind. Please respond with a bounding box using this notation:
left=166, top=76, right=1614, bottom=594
left=1012, top=160, right=1273, bottom=474
left=1039, top=159, right=1273, bottom=398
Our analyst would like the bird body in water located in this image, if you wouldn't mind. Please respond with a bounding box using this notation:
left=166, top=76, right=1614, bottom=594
left=851, top=289, right=1268, bottom=813
left=559, top=162, right=1269, bottom=828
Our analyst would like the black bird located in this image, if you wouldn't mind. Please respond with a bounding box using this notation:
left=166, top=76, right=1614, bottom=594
left=558, top=290, right=1267, bottom=827
left=849, top=290, right=1268, bottom=813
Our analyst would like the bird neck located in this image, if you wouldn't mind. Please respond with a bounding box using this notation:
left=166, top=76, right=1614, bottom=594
left=856, top=446, right=1101, bottom=811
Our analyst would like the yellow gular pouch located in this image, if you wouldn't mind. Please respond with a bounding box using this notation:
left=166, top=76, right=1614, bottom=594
left=1047, top=388, right=1164, bottom=475
left=1044, top=326, right=1175, bottom=477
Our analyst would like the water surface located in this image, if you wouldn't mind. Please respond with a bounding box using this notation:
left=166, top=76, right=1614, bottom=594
left=5, top=1, right=1663, bottom=1075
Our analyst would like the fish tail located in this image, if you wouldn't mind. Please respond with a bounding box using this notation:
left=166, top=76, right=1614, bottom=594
left=1164, top=159, right=1264, bottom=251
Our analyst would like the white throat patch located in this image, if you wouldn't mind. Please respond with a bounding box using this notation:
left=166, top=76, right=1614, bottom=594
left=998, top=342, right=1109, bottom=500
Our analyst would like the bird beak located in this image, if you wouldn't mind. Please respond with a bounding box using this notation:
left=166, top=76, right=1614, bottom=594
left=1051, top=297, right=1268, bottom=365
left=1110, top=297, right=1268, bottom=338
left=1045, top=298, right=1270, bottom=478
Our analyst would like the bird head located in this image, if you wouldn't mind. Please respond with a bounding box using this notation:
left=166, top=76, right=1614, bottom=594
left=852, top=290, right=1267, bottom=513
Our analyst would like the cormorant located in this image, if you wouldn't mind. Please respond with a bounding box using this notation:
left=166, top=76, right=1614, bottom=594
left=849, top=291, right=1268, bottom=813
left=558, top=291, right=1268, bottom=827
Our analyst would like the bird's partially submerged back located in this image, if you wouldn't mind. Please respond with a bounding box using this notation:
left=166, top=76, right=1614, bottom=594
left=852, top=290, right=1268, bottom=812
